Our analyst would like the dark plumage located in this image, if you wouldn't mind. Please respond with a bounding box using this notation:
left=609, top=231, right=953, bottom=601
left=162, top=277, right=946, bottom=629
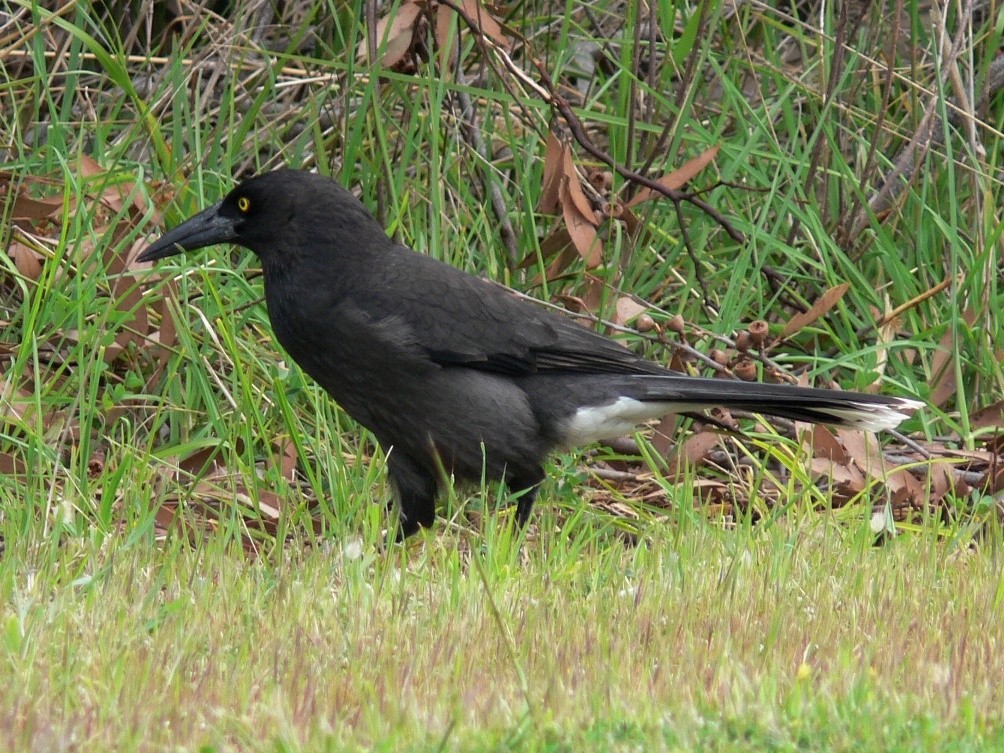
left=138, top=169, right=922, bottom=537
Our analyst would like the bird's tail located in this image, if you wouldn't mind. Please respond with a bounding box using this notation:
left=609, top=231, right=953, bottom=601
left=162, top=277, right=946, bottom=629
left=633, top=376, right=922, bottom=432
left=552, top=375, right=922, bottom=447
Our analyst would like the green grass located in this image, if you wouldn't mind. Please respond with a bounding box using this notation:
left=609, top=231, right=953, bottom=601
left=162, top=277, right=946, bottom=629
left=4, top=518, right=1004, bottom=751
left=2, top=0, right=1003, bottom=748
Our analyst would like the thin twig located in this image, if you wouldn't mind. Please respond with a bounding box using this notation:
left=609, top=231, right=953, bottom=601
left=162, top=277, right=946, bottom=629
left=452, top=63, right=520, bottom=264
left=437, top=0, right=745, bottom=245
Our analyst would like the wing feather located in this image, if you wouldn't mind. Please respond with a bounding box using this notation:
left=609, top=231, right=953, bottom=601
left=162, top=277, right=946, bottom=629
left=356, top=245, right=669, bottom=376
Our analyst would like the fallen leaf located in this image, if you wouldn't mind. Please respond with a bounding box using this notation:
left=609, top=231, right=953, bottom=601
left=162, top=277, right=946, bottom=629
left=664, top=430, right=720, bottom=478
left=538, top=133, right=564, bottom=214
left=561, top=146, right=599, bottom=224
left=359, top=1, right=422, bottom=68
left=459, top=0, right=509, bottom=48
left=929, top=309, right=975, bottom=408
left=807, top=424, right=846, bottom=463
left=560, top=178, right=602, bottom=267
left=776, top=282, right=851, bottom=342
left=272, top=436, right=298, bottom=481
left=626, top=145, right=719, bottom=207
left=971, top=400, right=1004, bottom=432
left=9, top=240, right=43, bottom=280
left=436, top=2, right=457, bottom=74
left=614, top=296, right=646, bottom=326
left=0, top=452, right=27, bottom=476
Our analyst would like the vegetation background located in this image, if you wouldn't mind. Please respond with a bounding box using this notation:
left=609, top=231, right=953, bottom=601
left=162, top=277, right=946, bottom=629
left=1, top=0, right=1003, bottom=749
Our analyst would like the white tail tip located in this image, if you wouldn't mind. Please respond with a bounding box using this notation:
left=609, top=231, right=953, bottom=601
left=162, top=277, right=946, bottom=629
left=820, top=397, right=924, bottom=432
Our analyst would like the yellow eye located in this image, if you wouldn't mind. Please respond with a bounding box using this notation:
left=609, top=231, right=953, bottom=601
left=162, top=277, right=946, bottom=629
left=237, top=196, right=251, bottom=212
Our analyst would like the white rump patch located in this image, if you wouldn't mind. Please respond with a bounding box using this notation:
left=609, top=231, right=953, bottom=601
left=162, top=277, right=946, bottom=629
left=558, top=397, right=700, bottom=447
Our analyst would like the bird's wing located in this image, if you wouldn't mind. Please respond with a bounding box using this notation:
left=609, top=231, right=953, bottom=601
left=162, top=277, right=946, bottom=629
left=360, top=247, right=667, bottom=377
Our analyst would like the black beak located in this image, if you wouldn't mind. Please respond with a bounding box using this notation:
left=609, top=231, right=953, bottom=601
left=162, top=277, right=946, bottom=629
left=137, top=201, right=236, bottom=263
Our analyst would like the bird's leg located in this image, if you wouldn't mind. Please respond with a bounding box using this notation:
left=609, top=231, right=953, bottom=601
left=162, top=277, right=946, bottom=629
left=509, top=467, right=545, bottom=528
left=386, top=450, right=439, bottom=539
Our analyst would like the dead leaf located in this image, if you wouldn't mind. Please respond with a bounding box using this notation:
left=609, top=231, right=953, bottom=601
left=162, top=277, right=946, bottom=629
left=9, top=240, right=43, bottom=280
left=971, top=400, right=1004, bottom=432
left=459, top=0, right=509, bottom=48
left=776, top=282, right=851, bottom=342
left=560, top=179, right=602, bottom=267
left=808, top=455, right=866, bottom=503
left=561, top=146, right=599, bottom=224
left=664, top=430, right=720, bottom=478
left=358, top=1, right=422, bottom=68
left=11, top=191, right=63, bottom=221
left=614, top=296, right=646, bottom=327
left=0, top=452, right=27, bottom=476
left=807, top=424, right=846, bottom=463
left=272, top=436, right=298, bottom=481
left=538, top=133, right=564, bottom=214
left=929, top=459, right=958, bottom=502
left=435, top=2, right=456, bottom=74
left=626, top=145, right=719, bottom=207
left=176, top=445, right=227, bottom=478
left=930, top=310, right=976, bottom=408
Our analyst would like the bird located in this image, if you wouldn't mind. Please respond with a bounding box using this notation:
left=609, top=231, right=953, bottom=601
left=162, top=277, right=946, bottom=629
left=138, top=169, right=923, bottom=538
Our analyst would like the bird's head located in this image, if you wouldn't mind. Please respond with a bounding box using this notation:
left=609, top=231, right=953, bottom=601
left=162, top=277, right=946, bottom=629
left=138, top=170, right=379, bottom=265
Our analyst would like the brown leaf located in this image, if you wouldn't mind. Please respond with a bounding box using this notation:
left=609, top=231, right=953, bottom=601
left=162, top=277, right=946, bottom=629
left=971, top=400, right=1004, bottom=432
left=886, top=465, right=923, bottom=504
left=102, top=284, right=150, bottom=365
left=836, top=428, right=924, bottom=508
left=0, top=376, right=33, bottom=424
left=0, top=452, right=27, bottom=476
left=560, top=179, right=602, bottom=267
left=929, top=459, right=958, bottom=502
left=553, top=292, right=592, bottom=315
left=9, top=240, right=43, bottom=280
left=154, top=503, right=179, bottom=535
left=626, top=145, right=720, bottom=207
left=359, top=1, right=422, bottom=67
left=561, top=146, right=599, bottom=225
left=776, top=282, right=851, bottom=342
left=620, top=205, right=642, bottom=235
left=581, top=276, right=605, bottom=312
left=838, top=428, right=882, bottom=477
left=986, top=466, right=1004, bottom=494
left=253, top=489, right=283, bottom=525
left=650, top=413, right=678, bottom=457
left=664, top=430, right=720, bottom=478
left=537, top=134, right=564, bottom=214
left=0, top=172, right=71, bottom=222
left=807, top=424, right=846, bottom=463
left=614, top=296, right=646, bottom=326
left=149, top=280, right=179, bottom=383
left=78, top=154, right=104, bottom=179
left=77, top=156, right=141, bottom=215
left=459, top=0, right=509, bottom=47
left=691, top=479, right=730, bottom=507
left=10, top=191, right=63, bottom=221
left=111, top=177, right=148, bottom=215
left=271, top=436, right=298, bottom=481
left=930, top=309, right=976, bottom=408
left=536, top=225, right=571, bottom=258
left=435, top=2, right=456, bottom=75
left=808, top=456, right=865, bottom=502
left=177, top=445, right=226, bottom=478
left=528, top=243, right=577, bottom=285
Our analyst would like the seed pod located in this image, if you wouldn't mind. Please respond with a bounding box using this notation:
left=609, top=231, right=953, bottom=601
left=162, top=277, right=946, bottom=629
left=749, top=320, right=768, bottom=348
